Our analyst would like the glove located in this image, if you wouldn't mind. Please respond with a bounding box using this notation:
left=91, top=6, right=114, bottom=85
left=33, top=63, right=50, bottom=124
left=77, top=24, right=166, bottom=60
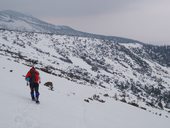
left=26, top=77, right=30, bottom=82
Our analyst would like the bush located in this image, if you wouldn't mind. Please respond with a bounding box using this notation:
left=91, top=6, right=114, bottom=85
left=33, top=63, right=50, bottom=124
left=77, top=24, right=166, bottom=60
left=103, top=94, right=109, bottom=97
left=128, top=102, right=139, bottom=107
left=84, top=99, right=89, bottom=103
left=120, top=98, right=127, bottom=103
left=140, top=107, right=147, bottom=110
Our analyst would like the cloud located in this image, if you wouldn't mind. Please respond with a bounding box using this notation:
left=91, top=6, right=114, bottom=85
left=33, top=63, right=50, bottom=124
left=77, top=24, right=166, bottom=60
left=0, top=0, right=140, bottom=17
left=0, top=0, right=170, bottom=44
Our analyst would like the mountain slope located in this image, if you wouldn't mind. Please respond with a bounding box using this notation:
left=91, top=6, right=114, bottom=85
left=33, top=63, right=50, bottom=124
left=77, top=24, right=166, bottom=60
left=0, top=55, right=170, bottom=128
left=0, top=10, right=141, bottom=44
left=0, top=10, right=73, bottom=33
left=0, top=10, right=170, bottom=127
left=0, top=29, right=170, bottom=114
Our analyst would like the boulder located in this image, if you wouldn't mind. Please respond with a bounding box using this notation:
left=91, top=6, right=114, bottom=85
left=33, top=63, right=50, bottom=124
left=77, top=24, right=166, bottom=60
left=44, top=81, right=54, bottom=91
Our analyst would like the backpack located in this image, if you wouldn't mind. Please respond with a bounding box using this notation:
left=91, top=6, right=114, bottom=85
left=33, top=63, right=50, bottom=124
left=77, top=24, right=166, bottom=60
left=30, top=69, right=36, bottom=83
left=26, top=67, right=40, bottom=84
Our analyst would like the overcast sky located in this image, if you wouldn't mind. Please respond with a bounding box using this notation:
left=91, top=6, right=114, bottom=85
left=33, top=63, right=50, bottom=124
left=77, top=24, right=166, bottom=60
left=0, top=0, right=170, bottom=45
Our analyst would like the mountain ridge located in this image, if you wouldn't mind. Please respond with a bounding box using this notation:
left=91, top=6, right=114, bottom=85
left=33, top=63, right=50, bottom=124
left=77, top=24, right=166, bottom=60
left=0, top=10, right=142, bottom=44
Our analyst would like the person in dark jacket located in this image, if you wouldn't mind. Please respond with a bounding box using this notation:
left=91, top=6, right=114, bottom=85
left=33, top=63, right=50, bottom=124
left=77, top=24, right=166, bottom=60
left=25, top=67, right=41, bottom=103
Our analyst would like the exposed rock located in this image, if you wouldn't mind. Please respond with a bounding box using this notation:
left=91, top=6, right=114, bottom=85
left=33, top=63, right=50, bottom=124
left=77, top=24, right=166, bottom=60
left=44, top=81, right=54, bottom=91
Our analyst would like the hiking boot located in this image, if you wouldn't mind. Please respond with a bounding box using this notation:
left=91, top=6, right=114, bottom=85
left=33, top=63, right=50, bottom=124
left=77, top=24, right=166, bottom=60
left=36, top=100, right=40, bottom=104
left=32, top=97, right=35, bottom=101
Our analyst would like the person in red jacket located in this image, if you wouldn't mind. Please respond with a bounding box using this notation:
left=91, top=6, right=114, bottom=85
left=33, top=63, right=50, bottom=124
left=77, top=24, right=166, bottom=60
left=25, top=66, right=41, bottom=103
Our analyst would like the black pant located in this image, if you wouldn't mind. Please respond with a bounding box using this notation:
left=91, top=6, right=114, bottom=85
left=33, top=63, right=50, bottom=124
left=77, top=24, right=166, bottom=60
left=30, top=82, right=39, bottom=100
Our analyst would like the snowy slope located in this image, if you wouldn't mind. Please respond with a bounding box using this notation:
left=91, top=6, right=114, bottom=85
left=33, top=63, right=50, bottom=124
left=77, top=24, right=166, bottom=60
left=0, top=55, right=170, bottom=128
left=0, top=29, right=170, bottom=113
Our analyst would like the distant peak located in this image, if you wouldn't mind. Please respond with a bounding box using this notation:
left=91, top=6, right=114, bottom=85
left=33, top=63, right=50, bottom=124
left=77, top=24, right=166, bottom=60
left=0, top=10, right=141, bottom=43
left=1, top=10, right=29, bottom=16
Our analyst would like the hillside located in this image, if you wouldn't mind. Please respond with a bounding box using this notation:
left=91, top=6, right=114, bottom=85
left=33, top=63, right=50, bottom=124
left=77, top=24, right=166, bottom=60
left=0, top=9, right=170, bottom=128
left=0, top=29, right=170, bottom=113
left=0, top=54, right=170, bottom=128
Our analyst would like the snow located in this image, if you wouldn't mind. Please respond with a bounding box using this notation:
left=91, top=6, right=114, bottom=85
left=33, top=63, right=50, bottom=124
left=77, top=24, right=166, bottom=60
left=0, top=56, right=170, bottom=128
left=0, top=20, right=36, bottom=31
left=1, top=29, right=170, bottom=108
left=121, top=43, right=143, bottom=49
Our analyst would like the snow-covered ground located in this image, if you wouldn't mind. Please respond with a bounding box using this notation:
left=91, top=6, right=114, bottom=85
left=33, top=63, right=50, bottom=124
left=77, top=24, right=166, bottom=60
left=0, top=56, right=170, bottom=128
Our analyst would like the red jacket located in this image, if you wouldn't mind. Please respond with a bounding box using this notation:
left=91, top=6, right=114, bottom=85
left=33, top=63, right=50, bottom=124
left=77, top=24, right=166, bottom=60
left=26, top=67, right=40, bottom=84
